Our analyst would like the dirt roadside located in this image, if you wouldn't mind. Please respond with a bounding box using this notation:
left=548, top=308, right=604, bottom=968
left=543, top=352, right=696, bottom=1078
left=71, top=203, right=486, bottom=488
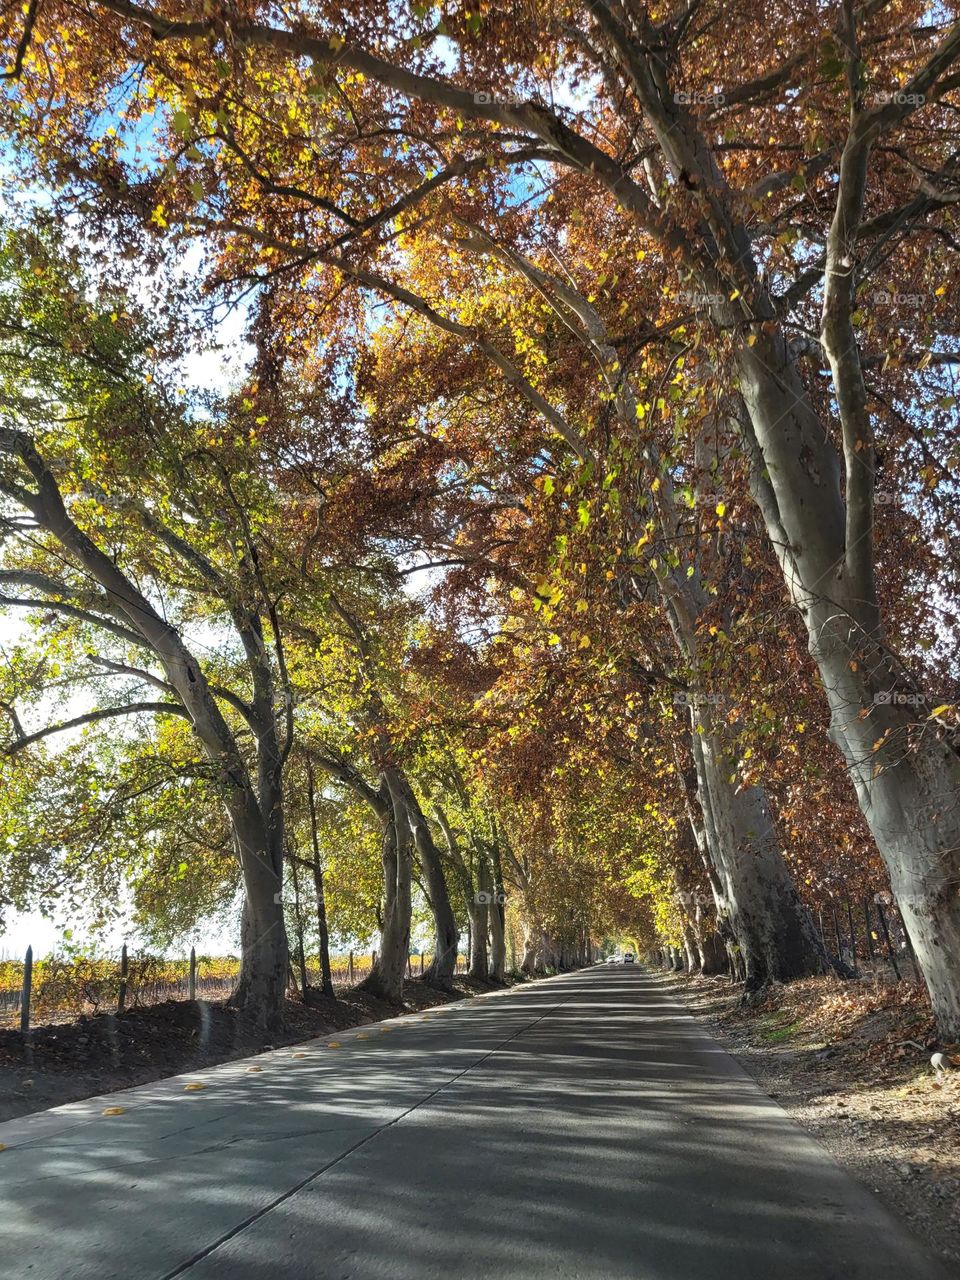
left=0, top=974, right=509, bottom=1123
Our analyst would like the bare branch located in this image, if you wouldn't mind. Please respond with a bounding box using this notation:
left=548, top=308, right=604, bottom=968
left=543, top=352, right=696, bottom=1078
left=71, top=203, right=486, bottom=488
left=4, top=701, right=192, bottom=755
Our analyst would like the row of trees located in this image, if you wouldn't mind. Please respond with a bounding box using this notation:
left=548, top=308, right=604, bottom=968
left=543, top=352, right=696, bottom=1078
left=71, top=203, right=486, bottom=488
left=0, top=0, right=958, bottom=1033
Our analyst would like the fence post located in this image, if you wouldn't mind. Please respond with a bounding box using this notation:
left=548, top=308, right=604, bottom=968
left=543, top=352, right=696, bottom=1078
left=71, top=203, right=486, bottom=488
left=117, top=942, right=129, bottom=1013
left=832, top=905, right=844, bottom=967
left=844, top=897, right=858, bottom=976
left=371, top=950, right=377, bottom=971
left=875, top=898, right=902, bottom=981
left=862, top=899, right=875, bottom=961
left=19, top=945, right=32, bottom=1036
left=420, top=950, right=425, bottom=976
left=188, top=946, right=197, bottom=1001
left=406, top=954, right=412, bottom=979
left=348, top=950, right=354, bottom=983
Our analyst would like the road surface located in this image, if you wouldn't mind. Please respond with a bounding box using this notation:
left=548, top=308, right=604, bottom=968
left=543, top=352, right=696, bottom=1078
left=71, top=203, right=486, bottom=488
left=0, top=966, right=949, bottom=1279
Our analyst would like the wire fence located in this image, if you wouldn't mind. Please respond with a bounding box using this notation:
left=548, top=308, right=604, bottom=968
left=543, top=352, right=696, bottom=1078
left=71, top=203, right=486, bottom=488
left=0, top=947, right=470, bottom=1031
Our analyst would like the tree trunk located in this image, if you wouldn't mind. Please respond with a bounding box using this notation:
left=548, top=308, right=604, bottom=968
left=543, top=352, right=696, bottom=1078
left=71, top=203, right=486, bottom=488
left=468, top=855, right=491, bottom=979
left=520, top=926, right=539, bottom=974
left=701, top=929, right=727, bottom=976
left=691, top=717, right=829, bottom=988
left=306, top=762, right=335, bottom=999
left=467, top=901, right=489, bottom=978
left=396, top=775, right=458, bottom=988
left=488, top=881, right=507, bottom=982
left=311, top=861, right=335, bottom=999
left=226, top=786, right=289, bottom=1026
left=734, top=332, right=960, bottom=1035
left=231, top=826, right=289, bottom=1025
left=679, top=912, right=699, bottom=975
left=361, top=804, right=412, bottom=1003
left=289, top=852, right=309, bottom=996
left=806, top=619, right=960, bottom=1035
left=695, top=896, right=727, bottom=975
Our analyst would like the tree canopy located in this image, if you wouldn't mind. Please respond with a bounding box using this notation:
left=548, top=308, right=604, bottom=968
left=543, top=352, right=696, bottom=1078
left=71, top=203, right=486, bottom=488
left=0, top=0, right=959, bottom=1034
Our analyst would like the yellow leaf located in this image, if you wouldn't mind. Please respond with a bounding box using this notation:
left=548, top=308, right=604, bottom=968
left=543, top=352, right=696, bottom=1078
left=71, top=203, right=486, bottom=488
left=102, top=1107, right=125, bottom=1116
left=183, top=1083, right=206, bottom=1092
left=929, top=704, right=953, bottom=718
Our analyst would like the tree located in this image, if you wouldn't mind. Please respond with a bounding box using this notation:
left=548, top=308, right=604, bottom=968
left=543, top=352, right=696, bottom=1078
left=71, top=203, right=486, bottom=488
left=0, top=224, right=294, bottom=1022
left=3, top=0, right=960, bottom=1027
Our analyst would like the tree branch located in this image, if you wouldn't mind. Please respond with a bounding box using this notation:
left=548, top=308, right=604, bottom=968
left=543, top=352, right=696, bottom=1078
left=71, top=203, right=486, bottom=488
left=4, top=701, right=192, bottom=755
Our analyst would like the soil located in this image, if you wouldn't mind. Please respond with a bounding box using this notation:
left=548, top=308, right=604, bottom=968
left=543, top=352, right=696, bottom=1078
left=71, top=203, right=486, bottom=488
left=0, top=973, right=507, bottom=1123
left=660, top=968, right=960, bottom=1276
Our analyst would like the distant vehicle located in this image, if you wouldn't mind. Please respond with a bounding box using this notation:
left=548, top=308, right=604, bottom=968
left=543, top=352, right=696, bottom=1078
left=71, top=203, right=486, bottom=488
left=622, top=952, right=636, bottom=964
left=605, top=955, right=618, bottom=964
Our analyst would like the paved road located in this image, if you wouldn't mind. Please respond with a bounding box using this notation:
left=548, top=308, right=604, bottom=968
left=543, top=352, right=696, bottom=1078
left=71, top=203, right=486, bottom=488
left=0, top=966, right=949, bottom=1279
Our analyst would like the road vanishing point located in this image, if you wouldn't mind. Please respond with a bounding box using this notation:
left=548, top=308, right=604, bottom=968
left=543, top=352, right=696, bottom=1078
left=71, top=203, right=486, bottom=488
left=0, top=966, right=949, bottom=1279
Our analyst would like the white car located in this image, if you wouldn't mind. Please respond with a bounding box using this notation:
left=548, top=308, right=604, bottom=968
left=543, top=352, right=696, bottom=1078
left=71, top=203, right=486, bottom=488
left=623, top=952, right=636, bottom=964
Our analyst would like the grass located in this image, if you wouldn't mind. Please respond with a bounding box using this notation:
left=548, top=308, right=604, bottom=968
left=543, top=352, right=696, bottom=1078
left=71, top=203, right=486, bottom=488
left=760, top=1016, right=802, bottom=1044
